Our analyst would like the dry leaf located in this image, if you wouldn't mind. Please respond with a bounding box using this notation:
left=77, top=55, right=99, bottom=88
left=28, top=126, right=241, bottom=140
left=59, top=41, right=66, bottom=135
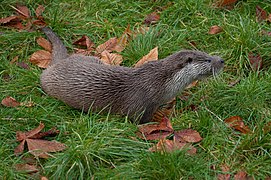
left=35, top=5, right=45, bottom=18
left=29, top=50, right=52, bottom=68
left=256, top=6, right=268, bottom=22
left=114, top=24, right=132, bottom=52
left=208, top=25, right=223, bottom=35
left=37, top=37, right=52, bottom=52
left=14, top=123, right=66, bottom=158
left=248, top=52, right=263, bottom=71
left=144, top=12, right=160, bottom=25
left=100, top=50, right=123, bottom=65
left=1, top=96, right=21, bottom=107
left=134, top=46, right=158, bottom=67
left=26, top=139, right=66, bottom=158
left=217, top=164, right=231, bottom=180
left=152, top=98, right=176, bottom=122
left=96, top=37, right=118, bottom=54
left=137, top=117, right=173, bottom=140
left=234, top=171, right=247, bottom=180
left=14, top=163, right=39, bottom=173
left=73, top=35, right=95, bottom=50
left=12, top=5, right=31, bottom=18
left=215, top=0, right=238, bottom=7
left=10, top=56, right=19, bottom=64
left=149, top=139, right=197, bottom=155
left=224, top=116, right=251, bottom=134
left=186, top=80, right=198, bottom=89
left=0, top=16, right=20, bottom=24
left=174, top=129, right=203, bottom=143
left=41, top=177, right=49, bottom=180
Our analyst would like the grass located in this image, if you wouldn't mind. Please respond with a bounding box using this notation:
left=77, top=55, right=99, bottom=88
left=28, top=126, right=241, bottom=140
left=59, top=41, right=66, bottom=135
left=1, top=0, right=271, bottom=179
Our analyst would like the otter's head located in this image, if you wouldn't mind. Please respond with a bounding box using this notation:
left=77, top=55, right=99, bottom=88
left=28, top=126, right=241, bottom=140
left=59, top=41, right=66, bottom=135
left=167, top=50, right=224, bottom=80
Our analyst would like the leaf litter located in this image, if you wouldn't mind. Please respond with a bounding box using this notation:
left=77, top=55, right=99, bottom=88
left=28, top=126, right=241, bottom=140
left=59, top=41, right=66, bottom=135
left=14, top=122, right=66, bottom=158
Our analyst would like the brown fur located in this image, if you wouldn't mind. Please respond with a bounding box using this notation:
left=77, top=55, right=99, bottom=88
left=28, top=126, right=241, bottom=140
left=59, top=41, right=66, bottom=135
left=40, top=27, right=224, bottom=124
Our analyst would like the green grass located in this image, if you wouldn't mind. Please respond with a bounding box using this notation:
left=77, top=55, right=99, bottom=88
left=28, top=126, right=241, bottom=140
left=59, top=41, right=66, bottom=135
left=1, top=0, right=271, bottom=179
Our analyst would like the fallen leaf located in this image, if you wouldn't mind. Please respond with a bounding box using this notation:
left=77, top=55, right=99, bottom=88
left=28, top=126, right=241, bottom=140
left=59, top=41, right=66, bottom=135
left=186, top=80, right=198, bottom=89
left=96, top=37, right=118, bottom=54
left=16, top=62, right=30, bottom=70
left=0, top=16, right=20, bottom=24
left=29, top=50, right=52, bottom=68
left=149, top=139, right=197, bottom=155
left=14, top=123, right=66, bottom=158
left=144, top=12, right=160, bottom=25
left=114, top=24, right=132, bottom=52
left=152, top=98, right=176, bottom=122
left=14, top=163, right=39, bottom=173
left=234, top=171, right=247, bottom=180
left=41, top=176, right=49, bottom=180
left=26, top=139, right=66, bottom=158
left=248, top=52, right=263, bottom=71
left=174, top=129, right=203, bottom=143
left=217, top=164, right=231, bottom=180
left=2, top=17, right=24, bottom=30
left=137, top=116, right=173, bottom=140
left=228, top=78, right=241, bottom=87
left=10, top=56, right=19, bottom=64
left=32, top=19, right=46, bottom=27
left=215, top=0, right=238, bottom=7
left=134, top=46, right=158, bottom=67
left=224, top=116, right=251, bottom=134
left=37, top=37, right=52, bottom=52
left=35, top=5, right=45, bottom=18
left=1, top=96, right=21, bottom=107
left=149, top=139, right=186, bottom=152
left=208, top=25, right=223, bottom=35
left=11, top=5, right=31, bottom=18
left=73, top=35, right=95, bottom=50
left=100, top=50, right=123, bottom=65
left=256, top=6, right=268, bottom=22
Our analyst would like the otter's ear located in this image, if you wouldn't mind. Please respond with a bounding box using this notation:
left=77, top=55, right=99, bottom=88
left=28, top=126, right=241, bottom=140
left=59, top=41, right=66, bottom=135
left=187, top=57, right=193, bottom=63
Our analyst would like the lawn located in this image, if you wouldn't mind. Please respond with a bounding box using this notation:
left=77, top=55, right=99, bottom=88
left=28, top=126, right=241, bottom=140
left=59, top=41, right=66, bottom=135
left=1, top=0, right=271, bottom=179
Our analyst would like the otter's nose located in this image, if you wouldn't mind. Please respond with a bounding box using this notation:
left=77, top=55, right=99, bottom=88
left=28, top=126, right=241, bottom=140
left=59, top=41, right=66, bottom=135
left=220, top=59, right=224, bottom=64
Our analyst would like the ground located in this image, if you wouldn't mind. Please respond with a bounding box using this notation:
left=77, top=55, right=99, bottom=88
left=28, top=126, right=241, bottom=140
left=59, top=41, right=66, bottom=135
left=1, top=0, right=271, bottom=179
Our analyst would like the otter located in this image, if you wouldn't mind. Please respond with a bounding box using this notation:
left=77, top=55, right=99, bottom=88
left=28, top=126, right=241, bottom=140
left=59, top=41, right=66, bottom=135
left=40, top=27, right=224, bottom=124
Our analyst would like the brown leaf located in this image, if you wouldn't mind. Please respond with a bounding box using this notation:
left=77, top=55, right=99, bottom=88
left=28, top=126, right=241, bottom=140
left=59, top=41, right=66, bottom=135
left=217, top=164, right=231, bottom=180
left=35, top=5, right=45, bottom=18
left=41, top=177, right=49, bottom=180
left=215, top=0, right=238, bottom=7
left=149, top=139, right=197, bottom=155
left=174, top=129, right=203, bottom=143
left=10, top=56, right=19, bottom=64
left=96, top=37, right=118, bottom=54
left=149, top=139, right=186, bottom=152
left=248, top=52, right=263, bottom=71
left=29, top=50, right=52, bottom=68
left=186, top=80, right=198, bottom=89
left=37, top=37, right=52, bottom=52
left=100, top=50, right=123, bottom=65
left=224, top=116, right=251, bottom=134
left=234, top=171, right=247, bottom=180
left=24, top=123, right=45, bottom=139
left=256, top=6, right=268, bottom=22
left=73, top=35, right=95, bottom=50
left=137, top=117, right=173, bottom=140
left=144, top=12, right=160, bottom=25
left=32, top=19, right=47, bottom=27
left=11, top=5, right=30, bottom=18
left=30, top=127, right=60, bottom=139
left=14, top=140, right=26, bottom=155
left=134, top=46, right=158, bottom=67
left=14, top=163, right=39, bottom=173
left=0, top=15, right=20, bottom=24
left=16, top=62, right=30, bottom=69
left=1, top=96, right=21, bottom=107
left=26, top=139, right=66, bottom=158
left=152, top=98, right=176, bottom=122
left=114, top=25, right=132, bottom=52
left=208, top=25, right=223, bottom=35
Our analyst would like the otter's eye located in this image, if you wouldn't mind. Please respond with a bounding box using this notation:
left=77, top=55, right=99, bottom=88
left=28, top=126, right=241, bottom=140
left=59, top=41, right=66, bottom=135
left=206, top=59, right=212, bottom=63
left=187, top=57, right=193, bottom=63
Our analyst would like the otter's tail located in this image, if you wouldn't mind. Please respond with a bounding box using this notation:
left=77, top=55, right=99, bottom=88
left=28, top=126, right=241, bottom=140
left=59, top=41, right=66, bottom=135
left=41, top=27, right=68, bottom=65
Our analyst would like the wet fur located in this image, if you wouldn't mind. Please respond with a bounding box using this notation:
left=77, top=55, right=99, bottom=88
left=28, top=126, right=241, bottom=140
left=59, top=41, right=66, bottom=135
left=40, top=27, right=224, bottom=124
